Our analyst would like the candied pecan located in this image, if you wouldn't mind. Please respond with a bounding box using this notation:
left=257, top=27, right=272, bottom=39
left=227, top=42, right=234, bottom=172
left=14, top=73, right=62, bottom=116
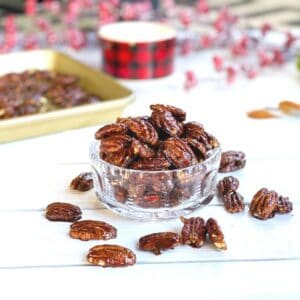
left=222, top=190, right=245, bottom=213
left=217, top=176, right=239, bottom=196
left=163, top=137, right=197, bottom=168
left=151, top=110, right=184, bottom=137
left=219, top=151, right=246, bottom=173
left=70, top=172, right=93, bottom=192
left=104, top=147, right=134, bottom=167
left=122, top=118, right=159, bottom=146
left=180, top=216, right=206, bottom=248
left=130, top=157, right=171, bottom=171
left=131, top=138, right=155, bottom=158
left=183, top=122, right=204, bottom=140
left=95, top=123, right=127, bottom=140
left=184, top=137, right=207, bottom=160
left=46, top=202, right=82, bottom=222
left=275, top=195, right=293, bottom=214
left=249, top=188, right=278, bottom=220
left=100, top=134, right=131, bottom=154
left=150, top=104, right=186, bottom=121
left=113, top=185, right=128, bottom=203
left=87, top=245, right=136, bottom=267
left=70, top=220, right=117, bottom=241
left=139, top=232, right=180, bottom=255
left=206, top=218, right=227, bottom=250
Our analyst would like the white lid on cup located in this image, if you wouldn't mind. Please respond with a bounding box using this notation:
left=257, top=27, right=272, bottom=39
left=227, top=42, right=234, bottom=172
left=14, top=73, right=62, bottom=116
left=99, top=21, right=176, bottom=43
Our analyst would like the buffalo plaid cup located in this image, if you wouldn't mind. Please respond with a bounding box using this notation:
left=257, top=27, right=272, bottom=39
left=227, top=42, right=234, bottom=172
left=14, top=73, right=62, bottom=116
left=99, top=22, right=176, bottom=79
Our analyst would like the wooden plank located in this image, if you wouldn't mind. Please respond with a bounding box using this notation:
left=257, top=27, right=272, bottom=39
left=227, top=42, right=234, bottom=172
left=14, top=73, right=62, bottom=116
left=0, top=205, right=298, bottom=268
left=0, top=260, right=299, bottom=299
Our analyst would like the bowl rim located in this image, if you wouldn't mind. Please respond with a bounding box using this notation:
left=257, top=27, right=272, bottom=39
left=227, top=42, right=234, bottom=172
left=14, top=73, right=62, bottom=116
left=89, top=140, right=221, bottom=174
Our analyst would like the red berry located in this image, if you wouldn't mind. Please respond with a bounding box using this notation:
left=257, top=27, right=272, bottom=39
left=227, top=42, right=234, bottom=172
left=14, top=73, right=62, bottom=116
left=179, top=11, right=192, bottom=27
left=257, top=50, right=273, bottom=67
left=212, top=55, right=224, bottom=72
left=261, top=23, right=272, bottom=36
left=226, top=66, right=236, bottom=84
left=196, top=0, right=209, bottom=14
left=284, top=32, right=297, bottom=48
left=272, top=49, right=285, bottom=64
left=199, top=34, right=214, bottom=49
left=184, top=70, right=198, bottom=90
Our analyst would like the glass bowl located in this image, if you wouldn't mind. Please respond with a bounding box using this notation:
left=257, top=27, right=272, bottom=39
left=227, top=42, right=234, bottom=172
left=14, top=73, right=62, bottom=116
left=90, top=141, right=221, bottom=221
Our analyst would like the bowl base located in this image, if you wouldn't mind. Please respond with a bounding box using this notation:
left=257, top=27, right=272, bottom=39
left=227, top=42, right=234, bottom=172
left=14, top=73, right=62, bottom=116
left=96, top=191, right=215, bottom=221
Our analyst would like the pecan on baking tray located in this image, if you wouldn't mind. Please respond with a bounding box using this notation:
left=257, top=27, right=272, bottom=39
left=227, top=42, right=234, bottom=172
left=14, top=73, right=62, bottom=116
left=180, top=216, right=206, bottom=248
left=46, top=202, right=82, bottom=222
left=139, top=232, right=180, bottom=255
left=87, top=245, right=136, bottom=267
left=206, top=218, right=227, bottom=250
left=219, top=151, right=246, bottom=173
left=70, top=172, right=93, bottom=192
left=249, top=188, right=278, bottom=220
left=275, top=195, right=293, bottom=214
left=70, top=220, right=117, bottom=241
left=95, top=123, right=128, bottom=140
left=222, top=190, right=245, bottom=213
left=150, top=104, right=186, bottom=121
left=217, top=176, right=239, bottom=196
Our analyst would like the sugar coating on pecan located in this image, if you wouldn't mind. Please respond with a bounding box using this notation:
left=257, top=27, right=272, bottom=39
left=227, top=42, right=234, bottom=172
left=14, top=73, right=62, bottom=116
left=180, top=216, right=206, bottom=248
left=139, top=232, right=180, bottom=255
left=219, top=151, right=246, bottom=173
left=275, top=195, right=293, bottom=214
left=70, top=220, right=117, bottom=241
left=150, top=104, right=186, bottom=121
left=217, top=176, right=239, bottom=196
left=249, top=188, right=278, bottom=220
left=222, top=190, right=245, bottom=213
left=206, top=218, right=227, bottom=250
left=95, top=123, right=127, bottom=140
left=87, top=245, right=136, bottom=267
left=46, top=202, right=82, bottom=222
left=70, top=172, right=93, bottom=192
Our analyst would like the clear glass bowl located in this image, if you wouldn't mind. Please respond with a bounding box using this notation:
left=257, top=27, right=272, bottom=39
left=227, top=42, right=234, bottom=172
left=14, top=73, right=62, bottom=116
left=90, top=141, right=221, bottom=221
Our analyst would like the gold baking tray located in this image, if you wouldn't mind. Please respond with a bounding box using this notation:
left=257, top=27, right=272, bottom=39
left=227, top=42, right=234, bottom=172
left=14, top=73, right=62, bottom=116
left=0, top=50, right=135, bottom=143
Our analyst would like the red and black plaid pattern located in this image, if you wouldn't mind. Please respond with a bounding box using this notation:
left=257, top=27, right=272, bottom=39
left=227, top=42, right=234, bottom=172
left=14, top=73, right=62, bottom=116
left=101, top=38, right=175, bottom=79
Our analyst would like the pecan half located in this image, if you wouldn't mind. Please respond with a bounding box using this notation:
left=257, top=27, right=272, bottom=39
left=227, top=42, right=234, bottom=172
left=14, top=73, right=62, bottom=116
left=278, top=100, right=300, bottom=116
left=163, top=137, right=197, bottom=168
left=70, top=220, right=117, bottom=241
left=100, top=134, right=131, bottom=154
left=122, top=118, right=159, bottom=146
left=131, top=138, right=155, bottom=158
left=139, top=232, right=180, bottom=255
left=70, top=172, right=93, bottom=192
left=184, top=137, right=207, bottom=160
left=249, top=188, right=278, bottom=220
left=183, top=122, right=204, bottom=140
left=206, top=218, right=227, bottom=250
left=275, top=195, right=293, bottom=214
left=95, top=123, right=127, bottom=140
left=150, top=104, right=186, bottom=121
left=217, top=176, right=239, bottom=196
left=46, top=202, right=82, bottom=222
left=222, top=190, right=245, bottom=213
left=87, top=245, right=136, bottom=267
left=104, top=147, right=134, bottom=167
left=130, top=157, right=171, bottom=171
left=151, top=110, right=183, bottom=137
left=247, top=109, right=278, bottom=119
left=219, top=151, right=246, bottom=173
left=180, top=216, right=206, bottom=248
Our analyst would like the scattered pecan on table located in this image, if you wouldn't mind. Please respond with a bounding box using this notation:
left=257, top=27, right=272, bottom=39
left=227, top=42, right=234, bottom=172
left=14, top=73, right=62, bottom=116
left=180, top=216, right=206, bottom=248
left=206, top=218, right=227, bottom=250
left=249, top=188, right=293, bottom=220
left=45, top=202, right=82, bottom=222
left=219, top=151, right=246, bottom=173
left=249, top=188, right=278, bottom=220
left=139, top=232, right=180, bottom=255
left=70, top=220, right=117, bottom=241
left=87, top=245, right=136, bottom=267
left=217, top=176, right=245, bottom=213
left=70, top=172, right=93, bottom=192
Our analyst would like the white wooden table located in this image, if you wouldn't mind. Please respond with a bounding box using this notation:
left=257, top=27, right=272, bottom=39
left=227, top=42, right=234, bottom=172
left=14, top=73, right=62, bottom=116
left=0, top=51, right=299, bottom=300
